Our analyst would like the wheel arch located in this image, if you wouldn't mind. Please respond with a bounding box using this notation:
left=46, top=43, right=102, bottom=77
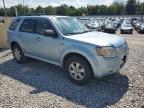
left=10, top=41, right=21, bottom=50
left=62, top=52, right=94, bottom=77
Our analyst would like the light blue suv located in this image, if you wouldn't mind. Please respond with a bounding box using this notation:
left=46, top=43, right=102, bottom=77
left=7, top=16, right=129, bottom=85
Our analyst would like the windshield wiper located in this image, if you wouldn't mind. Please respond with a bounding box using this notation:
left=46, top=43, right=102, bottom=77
left=66, top=32, right=80, bottom=35
left=66, top=30, right=90, bottom=36
left=80, top=30, right=90, bottom=34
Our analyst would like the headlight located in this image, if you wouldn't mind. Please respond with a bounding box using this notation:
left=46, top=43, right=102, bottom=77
left=96, top=47, right=117, bottom=57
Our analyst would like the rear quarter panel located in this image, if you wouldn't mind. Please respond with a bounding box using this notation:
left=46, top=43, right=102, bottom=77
left=7, top=18, right=24, bottom=49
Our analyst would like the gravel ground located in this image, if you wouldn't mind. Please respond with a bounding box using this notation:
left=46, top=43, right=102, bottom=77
left=0, top=30, right=144, bottom=108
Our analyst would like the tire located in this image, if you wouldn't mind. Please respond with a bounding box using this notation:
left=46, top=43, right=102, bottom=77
left=64, top=56, right=93, bottom=85
left=139, top=30, right=142, bottom=34
left=11, top=44, right=27, bottom=64
left=139, top=30, right=144, bottom=34
left=114, top=31, right=116, bottom=34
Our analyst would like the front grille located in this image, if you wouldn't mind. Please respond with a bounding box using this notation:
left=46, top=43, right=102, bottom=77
left=116, top=44, right=127, bottom=58
left=120, top=56, right=127, bottom=67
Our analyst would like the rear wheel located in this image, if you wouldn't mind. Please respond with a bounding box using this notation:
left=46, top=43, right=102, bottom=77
left=139, top=30, right=144, bottom=34
left=64, top=56, right=93, bottom=85
left=114, top=31, right=116, bottom=34
left=12, top=44, right=27, bottom=63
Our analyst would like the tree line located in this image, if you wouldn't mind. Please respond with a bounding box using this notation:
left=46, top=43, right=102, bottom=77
left=0, top=0, right=144, bottom=16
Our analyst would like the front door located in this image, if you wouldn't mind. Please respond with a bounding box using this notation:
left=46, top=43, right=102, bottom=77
left=34, top=19, right=60, bottom=63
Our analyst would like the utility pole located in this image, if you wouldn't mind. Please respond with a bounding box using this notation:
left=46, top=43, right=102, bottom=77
left=15, top=7, right=18, bottom=17
left=141, top=3, right=144, bottom=21
left=2, top=0, right=7, bottom=16
left=142, top=3, right=144, bottom=21
left=23, top=0, right=25, bottom=15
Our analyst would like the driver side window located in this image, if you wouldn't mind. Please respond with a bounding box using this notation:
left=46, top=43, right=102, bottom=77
left=36, top=19, right=54, bottom=34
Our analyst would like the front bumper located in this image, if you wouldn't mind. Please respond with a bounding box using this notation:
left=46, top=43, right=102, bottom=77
left=91, top=44, right=129, bottom=78
left=104, top=28, right=116, bottom=34
left=140, top=28, right=144, bottom=33
left=122, top=29, right=133, bottom=33
left=92, top=55, right=128, bottom=77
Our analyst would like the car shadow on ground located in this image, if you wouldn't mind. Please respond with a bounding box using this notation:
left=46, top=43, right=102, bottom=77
left=0, top=58, right=129, bottom=108
left=0, top=48, right=7, bottom=52
left=0, top=49, right=11, bottom=57
left=0, top=48, right=10, bottom=51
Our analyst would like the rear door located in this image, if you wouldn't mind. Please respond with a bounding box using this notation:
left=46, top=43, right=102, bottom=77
left=18, top=18, right=37, bottom=55
left=7, top=18, right=21, bottom=46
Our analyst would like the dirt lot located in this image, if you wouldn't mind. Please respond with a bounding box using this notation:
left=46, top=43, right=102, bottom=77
left=0, top=30, right=144, bottom=108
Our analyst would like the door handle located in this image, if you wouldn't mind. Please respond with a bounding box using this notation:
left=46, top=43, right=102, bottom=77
left=36, top=37, right=41, bottom=41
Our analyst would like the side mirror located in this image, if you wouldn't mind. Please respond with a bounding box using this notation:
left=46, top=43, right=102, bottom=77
left=43, top=29, right=57, bottom=38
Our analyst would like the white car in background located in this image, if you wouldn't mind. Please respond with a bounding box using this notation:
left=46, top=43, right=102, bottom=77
left=120, top=23, right=133, bottom=34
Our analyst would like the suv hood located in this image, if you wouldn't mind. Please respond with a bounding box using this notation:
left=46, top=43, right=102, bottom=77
left=66, top=31, right=125, bottom=47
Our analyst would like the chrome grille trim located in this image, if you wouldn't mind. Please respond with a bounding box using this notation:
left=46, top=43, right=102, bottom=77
left=115, top=43, right=128, bottom=58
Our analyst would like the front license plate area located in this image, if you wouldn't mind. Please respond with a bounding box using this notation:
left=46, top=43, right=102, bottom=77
left=120, top=56, right=127, bottom=67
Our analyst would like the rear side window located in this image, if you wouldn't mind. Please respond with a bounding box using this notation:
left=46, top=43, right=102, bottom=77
left=9, top=18, right=21, bottom=31
left=19, top=19, right=35, bottom=33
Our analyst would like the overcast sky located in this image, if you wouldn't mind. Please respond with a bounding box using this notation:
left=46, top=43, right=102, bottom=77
left=0, top=0, right=144, bottom=8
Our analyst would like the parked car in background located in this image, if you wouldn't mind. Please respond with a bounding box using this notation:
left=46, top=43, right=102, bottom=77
left=132, top=20, right=141, bottom=31
left=120, top=23, right=133, bottom=34
left=87, top=21, right=101, bottom=31
left=8, top=16, right=129, bottom=85
left=137, top=23, right=144, bottom=34
left=78, top=16, right=144, bottom=34
left=103, top=23, right=116, bottom=34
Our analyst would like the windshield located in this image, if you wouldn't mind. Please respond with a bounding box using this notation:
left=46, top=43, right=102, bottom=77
left=122, top=23, right=131, bottom=27
left=106, top=23, right=114, bottom=28
left=53, top=17, right=89, bottom=36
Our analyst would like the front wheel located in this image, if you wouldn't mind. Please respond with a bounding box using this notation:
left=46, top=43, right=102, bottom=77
left=64, top=56, right=93, bottom=85
left=12, top=44, right=27, bottom=64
